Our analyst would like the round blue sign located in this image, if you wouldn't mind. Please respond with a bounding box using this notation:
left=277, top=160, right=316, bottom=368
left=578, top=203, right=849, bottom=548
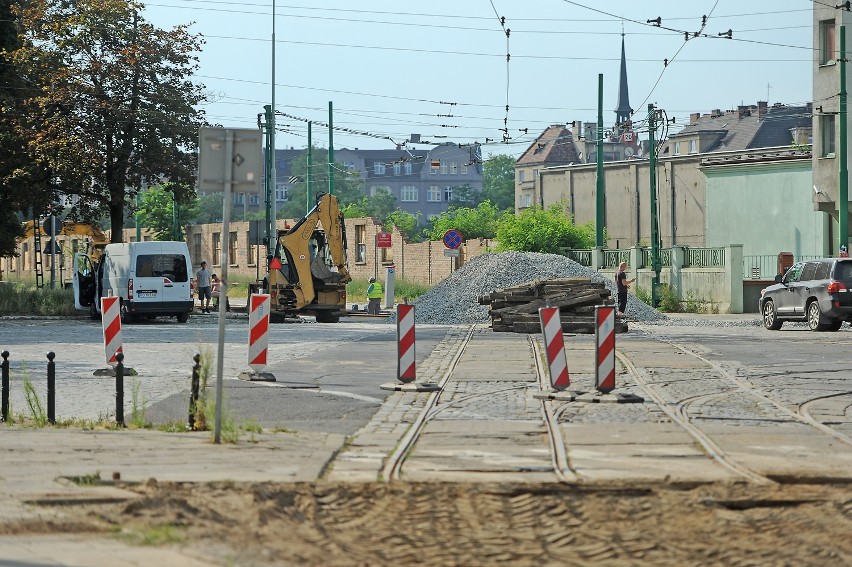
left=443, top=229, right=462, bottom=250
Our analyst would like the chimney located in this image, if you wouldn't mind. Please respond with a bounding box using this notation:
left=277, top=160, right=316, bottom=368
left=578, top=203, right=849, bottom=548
left=690, top=112, right=701, bottom=124
left=737, top=105, right=751, bottom=118
left=757, top=100, right=768, bottom=118
left=570, top=120, right=583, bottom=140
left=711, top=109, right=722, bottom=118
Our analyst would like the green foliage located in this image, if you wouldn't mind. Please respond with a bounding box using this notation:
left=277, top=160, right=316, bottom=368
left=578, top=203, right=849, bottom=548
left=656, top=284, right=682, bottom=313
left=347, top=278, right=432, bottom=303
left=495, top=204, right=595, bottom=253
left=129, top=379, right=148, bottom=429
left=23, top=376, right=47, bottom=427
left=194, top=194, right=224, bottom=224
left=427, top=201, right=507, bottom=240
left=384, top=209, right=420, bottom=240
left=8, top=0, right=206, bottom=241
left=634, top=285, right=651, bottom=306
left=482, top=154, right=516, bottom=211
left=0, top=284, right=78, bottom=316
left=137, top=183, right=197, bottom=241
left=340, top=188, right=397, bottom=223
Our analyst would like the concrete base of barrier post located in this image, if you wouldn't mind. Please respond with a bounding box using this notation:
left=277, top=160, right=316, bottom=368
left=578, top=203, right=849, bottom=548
left=533, top=389, right=644, bottom=403
left=94, top=366, right=137, bottom=377
left=379, top=381, right=441, bottom=392
left=238, top=370, right=276, bottom=382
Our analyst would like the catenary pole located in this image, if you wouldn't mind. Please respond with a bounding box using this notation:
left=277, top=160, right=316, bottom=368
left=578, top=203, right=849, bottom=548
left=840, top=25, right=849, bottom=254
left=595, top=73, right=605, bottom=247
left=307, top=121, right=312, bottom=214
left=648, top=104, right=661, bottom=307
left=328, top=101, right=334, bottom=196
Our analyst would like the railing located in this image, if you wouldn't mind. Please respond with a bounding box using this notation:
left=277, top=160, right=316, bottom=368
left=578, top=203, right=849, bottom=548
left=603, top=249, right=629, bottom=268
left=687, top=247, right=725, bottom=268
left=562, top=248, right=591, bottom=266
left=743, top=254, right=826, bottom=280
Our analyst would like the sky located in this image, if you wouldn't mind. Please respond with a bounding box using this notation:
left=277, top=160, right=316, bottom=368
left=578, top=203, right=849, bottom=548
left=141, top=0, right=816, bottom=158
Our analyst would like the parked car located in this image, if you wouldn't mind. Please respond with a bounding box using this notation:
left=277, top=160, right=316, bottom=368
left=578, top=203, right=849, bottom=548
left=759, top=258, right=852, bottom=331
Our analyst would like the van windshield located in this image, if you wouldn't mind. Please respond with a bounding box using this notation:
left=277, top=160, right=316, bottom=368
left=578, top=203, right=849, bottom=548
left=136, top=254, right=188, bottom=282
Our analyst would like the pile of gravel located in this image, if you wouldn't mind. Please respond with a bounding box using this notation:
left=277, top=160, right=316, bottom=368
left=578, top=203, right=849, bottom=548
left=405, top=251, right=667, bottom=325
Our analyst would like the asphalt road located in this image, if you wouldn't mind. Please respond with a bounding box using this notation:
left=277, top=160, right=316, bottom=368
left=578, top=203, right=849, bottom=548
left=0, top=313, right=450, bottom=435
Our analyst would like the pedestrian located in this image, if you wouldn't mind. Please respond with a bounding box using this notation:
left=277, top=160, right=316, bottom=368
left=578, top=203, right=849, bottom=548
left=366, top=277, right=383, bottom=315
left=615, top=261, right=635, bottom=316
left=841, top=245, right=849, bottom=258
left=196, top=261, right=212, bottom=313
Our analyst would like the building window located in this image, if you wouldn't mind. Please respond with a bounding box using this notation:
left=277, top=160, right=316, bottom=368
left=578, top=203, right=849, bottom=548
left=520, top=193, right=533, bottom=208
left=233, top=192, right=244, bottom=205
left=688, top=140, right=697, bottom=154
left=247, top=231, right=257, bottom=266
left=275, top=184, right=288, bottom=202
left=821, top=114, right=836, bottom=157
left=518, top=170, right=525, bottom=182
left=450, top=162, right=458, bottom=174
left=404, top=162, right=413, bottom=175
left=355, top=225, right=366, bottom=263
left=212, top=232, right=221, bottom=266
left=400, top=185, right=418, bottom=202
left=431, top=160, right=439, bottom=174
left=673, top=142, right=681, bottom=155
left=443, top=185, right=453, bottom=202
left=393, top=162, right=401, bottom=175
left=381, top=244, right=393, bottom=264
left=440, top=161, right=448, bottom=174
left=229, top=232, right=238, bottom=266
left=192, top=233, right=202, bottom=261
left=373, top=162, right=385, bottom=175
left=820, top=19, right=836, bottom=65
left=461, top=163, right=468, bottom=174
left=249, top=193, right=259, bottom=206
left=427, top=186, right=441, bottom=202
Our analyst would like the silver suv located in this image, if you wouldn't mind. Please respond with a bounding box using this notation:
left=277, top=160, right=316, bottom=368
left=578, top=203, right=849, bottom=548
left=760, top=258, right=852, bottom=331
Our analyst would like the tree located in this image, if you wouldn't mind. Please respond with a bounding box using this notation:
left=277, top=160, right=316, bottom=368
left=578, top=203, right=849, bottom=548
left=427, top=201, right=507, bottom=241
left=482, top=154, right=516, bottom=211
left=496, top=203, right=595, bottom=253
left=278, top=147, right=365, bottom=219
left=137, top=183, right=198, bottom=240
left=8, top=0, right=206, bottom=243
left=340, top=188, right=397, bottom=222
left=384, top=209, right=420, bottom=241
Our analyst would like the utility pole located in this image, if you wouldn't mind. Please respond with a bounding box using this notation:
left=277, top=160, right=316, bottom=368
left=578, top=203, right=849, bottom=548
left=270, top=0, right=277, bottom=248
left=647, top=103, right=661, bottom=307
left=840, top=25, right=849, bottom=254
left=263, top=104, right=274, bottom=255
left=307, top=121, right=313, bottom=214
left=328, top=101, right=334, bottom=196
left=595, top=73, right=605, bottom=248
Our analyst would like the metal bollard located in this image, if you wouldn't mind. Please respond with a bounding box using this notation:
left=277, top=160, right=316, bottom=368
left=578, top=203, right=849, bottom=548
left=1, top=350, right=9, bottom=423
left=46, top=352, right=55, bottom=425
left=188, top=353, right=201, bottom=430
left=115, top=352, right=125, bottom=427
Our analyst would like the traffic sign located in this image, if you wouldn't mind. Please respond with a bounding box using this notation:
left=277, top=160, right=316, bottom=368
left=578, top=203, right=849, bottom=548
left=443, top=229, right=462, bottom=250
left=376, top=232, right=392, bottom=248
left=443, top=249, right=459, bottom=257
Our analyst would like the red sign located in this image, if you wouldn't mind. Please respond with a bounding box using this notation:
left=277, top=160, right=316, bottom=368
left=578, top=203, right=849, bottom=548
left=376, top=232, right=392, bottom=248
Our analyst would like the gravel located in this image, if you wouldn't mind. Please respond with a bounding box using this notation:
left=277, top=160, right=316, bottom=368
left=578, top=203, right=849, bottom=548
left=402, top=251, right=667, bottom=325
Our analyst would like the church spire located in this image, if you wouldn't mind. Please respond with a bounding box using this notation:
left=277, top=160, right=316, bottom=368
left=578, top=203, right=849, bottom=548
left=614, top=32, right=632, bottom=126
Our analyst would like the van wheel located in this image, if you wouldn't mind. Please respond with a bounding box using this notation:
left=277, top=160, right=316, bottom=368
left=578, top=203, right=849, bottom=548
left=120, top=304, right=135, bottom=324
left=177, top=312, right=189, bottom=324
left=89, top=304, right=101, bottom=320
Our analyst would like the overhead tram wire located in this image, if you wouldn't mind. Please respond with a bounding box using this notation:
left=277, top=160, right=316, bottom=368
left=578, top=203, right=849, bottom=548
left=489, top=1, right=512, bottom=144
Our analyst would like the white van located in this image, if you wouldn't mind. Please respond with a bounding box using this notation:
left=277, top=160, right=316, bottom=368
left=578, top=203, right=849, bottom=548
left=73, top=241, right=194, bottom=323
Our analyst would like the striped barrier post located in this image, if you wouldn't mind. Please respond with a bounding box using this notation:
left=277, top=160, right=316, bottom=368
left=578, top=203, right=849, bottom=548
left=595, top=305, right=616, bottom=393
left=101, top=296, right=123, bottom=366
left=248, top=294, right=271, bottom=372
left=538, top=307, right=570, bottom=390
left=397, top=304, right=416, bottom=383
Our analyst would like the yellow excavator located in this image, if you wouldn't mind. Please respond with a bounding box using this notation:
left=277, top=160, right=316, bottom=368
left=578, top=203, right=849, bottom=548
left=21, top=219, right=109, bottom=263
left=267, top=192, right=351, bottom=322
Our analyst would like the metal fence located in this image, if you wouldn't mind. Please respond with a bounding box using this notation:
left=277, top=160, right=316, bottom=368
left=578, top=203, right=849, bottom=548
left=686, top=247, right=725, bottom=268
left=561, top=249, right=592, bottom=266
left=742, top=254, right=825, bottom=280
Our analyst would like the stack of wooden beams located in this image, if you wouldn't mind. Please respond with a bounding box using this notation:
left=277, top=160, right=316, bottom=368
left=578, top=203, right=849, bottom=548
left=478, top=278, right=628, bottom=334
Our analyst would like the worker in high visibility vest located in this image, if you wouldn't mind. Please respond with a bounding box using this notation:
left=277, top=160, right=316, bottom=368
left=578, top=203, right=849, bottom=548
left=367, top=277, right=383, bottom=315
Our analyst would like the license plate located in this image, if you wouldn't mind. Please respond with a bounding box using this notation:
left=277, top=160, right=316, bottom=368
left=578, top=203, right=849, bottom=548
left=137, top=291, right=157, bottom=298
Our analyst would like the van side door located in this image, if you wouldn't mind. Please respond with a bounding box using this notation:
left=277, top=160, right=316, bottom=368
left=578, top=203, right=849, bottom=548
left=72, top=253, right=95, bottom=310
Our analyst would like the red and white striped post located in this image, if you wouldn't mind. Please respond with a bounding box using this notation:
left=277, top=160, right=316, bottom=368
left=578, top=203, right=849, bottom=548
left=397, top=304, right=416, bottom=383
left=595, top=305, right=616, bottom=392
left=101, top=296, right=123, bottom=366
left=248, top=294, right=271, bottom=372
left=538, top=307, right=570, bottom=390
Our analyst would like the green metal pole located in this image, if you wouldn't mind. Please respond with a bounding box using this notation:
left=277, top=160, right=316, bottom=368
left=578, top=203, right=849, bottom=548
left=172, top=192, right=177, bottom=240
left=307, top=121, right=312, bottom=214
left=135, top=192, right=141, bottom=242
left=840, top=25, right=849, bottom=254
left=264, top=104, right=274, bottom=255
left=595, top=73, right=605, bottom=247
left=648, top=104, right=661, bottom=307
left=328, top=101, right=334, bottom=196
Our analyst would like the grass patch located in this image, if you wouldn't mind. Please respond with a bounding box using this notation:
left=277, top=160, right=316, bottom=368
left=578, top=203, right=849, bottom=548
left=346, top=278, right=432, bottom=303
left=128, top=379, right=148, bottom=429
left=116, top=525, right=184, bottom=546
left=22, top=375, right=48, bottom=427
left=0, top=283, right=79, bottom=316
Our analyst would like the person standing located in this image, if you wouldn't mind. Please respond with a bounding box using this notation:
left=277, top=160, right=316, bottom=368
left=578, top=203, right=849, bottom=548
left=366, top=277, right=383, bottom=315
left=615, top=261, right=635, bottom=316
left=196, top=261, right=212, bottom=313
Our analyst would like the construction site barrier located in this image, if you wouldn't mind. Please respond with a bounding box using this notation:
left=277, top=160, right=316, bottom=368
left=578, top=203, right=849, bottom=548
left=538, top=307, right=570, bottom=391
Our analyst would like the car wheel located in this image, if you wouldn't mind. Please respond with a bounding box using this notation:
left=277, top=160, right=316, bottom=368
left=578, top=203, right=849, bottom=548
left=807, top=301, right=830, bottom=331
left=120, top=303, right=134, bottom=324
left=828, top=319, right=843, bottom=332
left=177, top=312, right=189, bottom=324
left=762, top=300, right=782, bottom=330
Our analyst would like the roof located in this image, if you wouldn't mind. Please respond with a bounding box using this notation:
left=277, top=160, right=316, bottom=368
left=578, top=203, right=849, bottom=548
left=516, top=125, right=581, bottom=167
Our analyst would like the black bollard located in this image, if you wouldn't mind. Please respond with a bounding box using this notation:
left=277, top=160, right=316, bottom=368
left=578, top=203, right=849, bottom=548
left=1, top=350, right=9, bottom=423
left=188, top=353, right=201, bottom=430
left=46, top=352, right=55, bottom=425
left=115, top=352, right=125, bottom=427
